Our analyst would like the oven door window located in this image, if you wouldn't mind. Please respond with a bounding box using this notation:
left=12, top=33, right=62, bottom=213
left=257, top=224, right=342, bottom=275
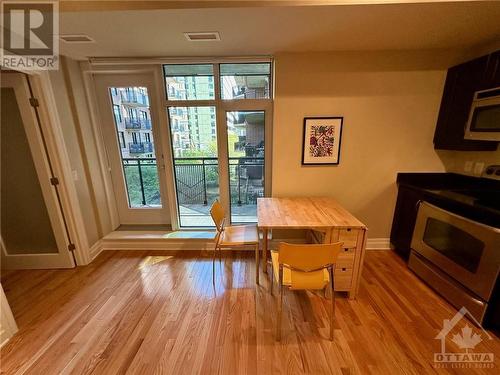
left=423, top=218, right=484, bottom=273
left=470, top=104, right=500, bottom=132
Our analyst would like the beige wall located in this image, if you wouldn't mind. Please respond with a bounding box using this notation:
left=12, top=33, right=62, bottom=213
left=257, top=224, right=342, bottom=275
left=48, top=61, right=101, bottom=246
left=272, top=51, right=452, bottom=239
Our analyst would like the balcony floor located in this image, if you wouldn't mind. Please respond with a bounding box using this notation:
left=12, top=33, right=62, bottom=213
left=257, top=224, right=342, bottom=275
left=179, top=203, right=257, bottom=227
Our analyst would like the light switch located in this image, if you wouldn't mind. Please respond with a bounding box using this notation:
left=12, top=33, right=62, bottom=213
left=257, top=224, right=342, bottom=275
left=72, top=170, right=79, bottom=181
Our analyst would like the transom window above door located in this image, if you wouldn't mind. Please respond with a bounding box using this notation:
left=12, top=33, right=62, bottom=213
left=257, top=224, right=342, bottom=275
left=163, top=64, right=215, bottom=101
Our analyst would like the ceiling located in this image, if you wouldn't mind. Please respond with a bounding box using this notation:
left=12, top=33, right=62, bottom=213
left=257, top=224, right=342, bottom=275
left=58, top=1, right=500, bottom=60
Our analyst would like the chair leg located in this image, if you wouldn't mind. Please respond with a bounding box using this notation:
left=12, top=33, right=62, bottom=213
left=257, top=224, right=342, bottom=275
left=277, top=266, right=283, bottom=341
left=255, top=244, right=260, bottom=285
left=329, top=266, right=335, bottom=341
left=212, top=243, right=217, bottom=285
left=270, top=267, right=274, bottom=296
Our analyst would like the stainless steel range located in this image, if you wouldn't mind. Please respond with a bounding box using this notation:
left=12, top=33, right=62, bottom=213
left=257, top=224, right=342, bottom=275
left=409, top=165, right=500, bottom=324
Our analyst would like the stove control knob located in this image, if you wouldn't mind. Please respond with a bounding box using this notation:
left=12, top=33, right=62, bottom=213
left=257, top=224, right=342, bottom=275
left=485, top=167, right=494, bottom=175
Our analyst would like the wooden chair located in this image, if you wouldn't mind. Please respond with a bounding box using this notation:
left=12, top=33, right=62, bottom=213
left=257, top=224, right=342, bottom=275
left=210, top=200, right=260, bottom=283
left=270, top=242, right=342, bottom=341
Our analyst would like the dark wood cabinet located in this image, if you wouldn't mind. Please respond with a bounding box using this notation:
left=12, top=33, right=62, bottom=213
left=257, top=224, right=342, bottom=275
left=433, top=52, right=499, bottom=151
left=390, top=185, right=422, bottom=260
left=481, top=51, right=500, bottom=90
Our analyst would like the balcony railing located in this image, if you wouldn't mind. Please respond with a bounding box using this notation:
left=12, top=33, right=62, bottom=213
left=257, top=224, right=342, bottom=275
left=121, top=155, right=264, bottom=210
left=124, top=118, right=152, bottom=130
left=173, top=157, right=264, bottom=206
left=122, top=158, right=159, bottom=206
left=233, top=87, right=270, bottom=99
left=129, top=142, right=154, bottom=154
left=120, top=90, right=149, bottom=106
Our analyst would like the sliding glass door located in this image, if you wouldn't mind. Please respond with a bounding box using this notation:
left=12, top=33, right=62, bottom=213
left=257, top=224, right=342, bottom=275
left=164, top=62, right=272, bottom=228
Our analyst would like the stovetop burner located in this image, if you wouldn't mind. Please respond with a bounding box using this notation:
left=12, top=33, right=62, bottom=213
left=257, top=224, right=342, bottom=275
left=425, top=189, right=500, bottom=214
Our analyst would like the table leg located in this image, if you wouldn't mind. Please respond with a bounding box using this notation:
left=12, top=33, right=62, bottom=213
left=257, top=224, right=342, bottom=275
left=262, top=228, right=268, bottom=274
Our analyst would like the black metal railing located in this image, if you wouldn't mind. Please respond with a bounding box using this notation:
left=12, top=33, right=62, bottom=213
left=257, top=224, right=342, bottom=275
left=129, top=142, right=154, bottom=154
left=173, top=157, right=264, bottom=206
left=233, top=87, right=270, bottom=99
left=228, top=157, right=264, bottom=205
left=124, top=118, right=152, bottom=130
left=121, top=156, right=264, bottom=208
left=122, top=158, right=160, bottom=206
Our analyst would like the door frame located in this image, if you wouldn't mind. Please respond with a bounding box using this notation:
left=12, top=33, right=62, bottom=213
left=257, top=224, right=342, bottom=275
left=1, top=71, right=90, bottom=267
left=160, top=63, right=273, bottom=229
left=81, top=59, right=273, bottom=231
left=219, top=101, right=273, bottom=223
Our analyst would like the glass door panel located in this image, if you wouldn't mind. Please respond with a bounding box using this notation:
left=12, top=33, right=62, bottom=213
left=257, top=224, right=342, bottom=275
left=94, top=73, right=170, bottom=225
left=109, top=86, right=162, bottom=208
left=226, top=111, right=265, bottom=223
left=168, top=106, right=219, bottom=227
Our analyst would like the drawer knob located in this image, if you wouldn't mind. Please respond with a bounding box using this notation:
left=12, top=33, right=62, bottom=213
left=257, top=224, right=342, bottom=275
left=344, top=248, right=348, bottom=252
left=347, top=228, right=351, bottom=232
left=342, top=268, right=346, bottom=271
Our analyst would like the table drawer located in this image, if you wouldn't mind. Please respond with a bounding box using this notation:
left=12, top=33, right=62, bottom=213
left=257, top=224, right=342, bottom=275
left=334, top=267, right=353, bottom=291
left=337, top=247, right=355, bottom=268
left=338, top=228, right=359, bottom=248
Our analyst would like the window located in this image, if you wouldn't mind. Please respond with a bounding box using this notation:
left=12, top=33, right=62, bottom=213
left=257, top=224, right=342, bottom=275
left=163, top=64, right=214, bottom=100
left=113, top=104, right=121, bottom=123
left=164, top=61, right=272, bottom=227
left=119, top=131, right=126, bottom=148
left=220, top=63, right=271, bottom=100
left=108, top=86, right=162, bottom=209
left=132, top=132, right=140, bottom=144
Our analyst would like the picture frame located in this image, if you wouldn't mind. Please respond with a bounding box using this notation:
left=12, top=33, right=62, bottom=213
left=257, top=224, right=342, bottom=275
left=302, top=117, right=343, bottom=165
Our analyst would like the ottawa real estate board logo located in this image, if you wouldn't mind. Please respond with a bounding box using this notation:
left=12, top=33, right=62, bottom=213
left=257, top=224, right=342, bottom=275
left=434, top=307, right=494, bottom=369
left=1, top=1, right=59, bottom=70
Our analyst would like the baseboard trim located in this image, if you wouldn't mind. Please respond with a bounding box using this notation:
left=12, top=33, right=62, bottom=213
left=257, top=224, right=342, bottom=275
left=366, top=238, right=391, bottom=250
left=88, top=236, right=391, bottom=260
left=89, top=240, right=103, bottom=261
left=101, top=239, right=214, bottom=251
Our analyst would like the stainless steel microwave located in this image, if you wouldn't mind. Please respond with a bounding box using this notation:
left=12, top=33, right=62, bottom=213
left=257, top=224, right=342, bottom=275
left=464, top=87, right=500, bottom=141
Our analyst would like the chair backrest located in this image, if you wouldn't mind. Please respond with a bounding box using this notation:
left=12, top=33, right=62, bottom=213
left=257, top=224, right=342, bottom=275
left=278, top=242, right=342, bottom=272
left=210, top=200, right=226, bottom=233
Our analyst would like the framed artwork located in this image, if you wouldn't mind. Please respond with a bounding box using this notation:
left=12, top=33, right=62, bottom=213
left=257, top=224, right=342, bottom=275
left=302, top=117, right=343, bottom=165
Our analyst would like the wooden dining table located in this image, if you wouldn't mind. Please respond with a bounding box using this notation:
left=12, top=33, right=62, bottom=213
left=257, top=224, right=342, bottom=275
left=257, top=197, right=367, bottom=298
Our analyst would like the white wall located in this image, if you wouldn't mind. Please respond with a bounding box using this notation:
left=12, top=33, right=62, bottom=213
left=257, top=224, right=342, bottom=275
left=272, top=51, right=450, bottom=239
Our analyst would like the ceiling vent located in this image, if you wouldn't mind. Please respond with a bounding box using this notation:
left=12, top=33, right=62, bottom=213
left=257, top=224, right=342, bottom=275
left=60, top=34, right=95, bottom=43
left=184, top=32, right=220, bottom=42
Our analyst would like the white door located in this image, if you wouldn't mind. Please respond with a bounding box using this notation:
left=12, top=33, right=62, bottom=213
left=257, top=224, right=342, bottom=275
left=0, top=284, right=18, bottom=347
left=94, top=74, right=170, bottom=224
left=1, top=74, right=75, bottom=269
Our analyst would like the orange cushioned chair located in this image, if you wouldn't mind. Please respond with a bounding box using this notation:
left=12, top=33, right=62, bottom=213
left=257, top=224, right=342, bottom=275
left=210, top=200, right=260, bottom=283
left=270, top=242, right=342, bottom=341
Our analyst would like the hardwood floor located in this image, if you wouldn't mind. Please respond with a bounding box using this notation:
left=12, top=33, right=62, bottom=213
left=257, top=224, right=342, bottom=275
left=1, top=250, right=499, bottom=374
